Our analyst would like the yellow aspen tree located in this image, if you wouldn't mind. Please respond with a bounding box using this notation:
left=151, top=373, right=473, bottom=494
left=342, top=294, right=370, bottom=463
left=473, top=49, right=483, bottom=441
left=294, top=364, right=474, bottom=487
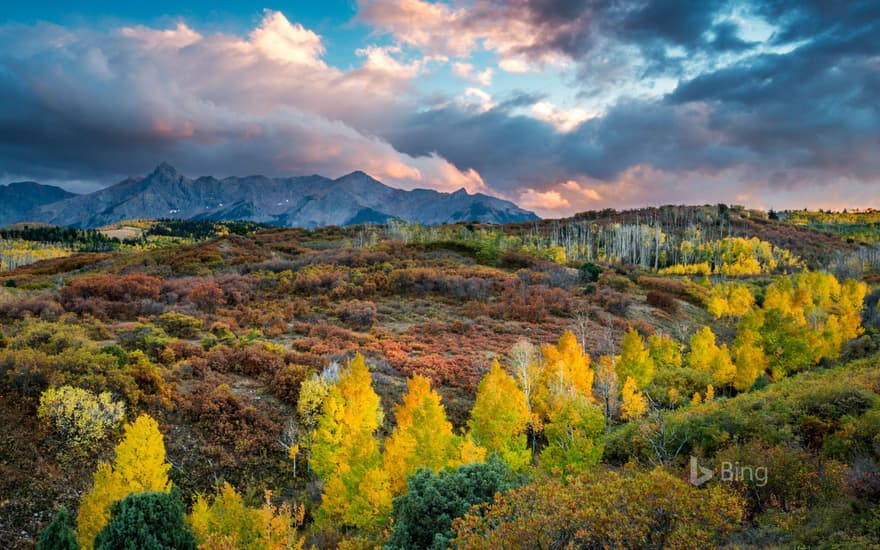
left=732, top=328, right=767, bottom=391
left=710, top=344, right=736, bottom=387
left=691, top=392, right=703, bottom=405
left=648, top=333, right=682, bottom=370
left=77, top=414, right=171, bottom=549
left=686, top=326, right=719, bottom=373
left=384, top=374, right=465, bottom=496
left=309, top=353, right=390, bottom=531
left=468, top=359, right=531, bottom=473
left=616, top=328, right=655, bottom=388
left=620, top=376, right=648, bottom=420
left=508, top=339, right=543, bottom=453
left=537, top=331, right=594, bottom=414
left=705, top=384, right=715, bottom=401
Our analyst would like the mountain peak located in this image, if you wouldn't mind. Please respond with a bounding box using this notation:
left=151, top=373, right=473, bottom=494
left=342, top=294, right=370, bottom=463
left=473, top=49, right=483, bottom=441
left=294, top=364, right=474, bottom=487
left=338, top=170, right=373, bottom=180
left=451, top=187, right=469, bottom=197
left=150, top=162, right=180, bottom=178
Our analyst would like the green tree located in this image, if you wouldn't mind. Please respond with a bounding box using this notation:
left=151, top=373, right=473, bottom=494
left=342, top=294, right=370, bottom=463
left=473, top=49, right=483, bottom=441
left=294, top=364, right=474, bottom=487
left=617, top=328, right=655, bottom=388
left=539, top=394, right=604, bottom=474
left=94, top=490, right=197, bottom=550
left=386, top=457, right=518, bottom=550
left=37, top=507, right=79, bottom=550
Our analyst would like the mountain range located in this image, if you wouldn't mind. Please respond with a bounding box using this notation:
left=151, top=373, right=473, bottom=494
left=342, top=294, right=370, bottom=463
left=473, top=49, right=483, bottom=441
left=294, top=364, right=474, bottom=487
left=0, top=163, right=538, bottom=228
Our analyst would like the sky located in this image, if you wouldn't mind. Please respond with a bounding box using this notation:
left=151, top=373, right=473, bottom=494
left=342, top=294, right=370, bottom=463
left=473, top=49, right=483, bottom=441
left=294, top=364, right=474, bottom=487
left=0, top=1, right=877, bottom=217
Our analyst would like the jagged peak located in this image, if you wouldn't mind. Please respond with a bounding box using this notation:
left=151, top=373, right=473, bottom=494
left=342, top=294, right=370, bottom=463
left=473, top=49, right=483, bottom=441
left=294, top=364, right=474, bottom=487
left=149, top=161, right=180, bottom=178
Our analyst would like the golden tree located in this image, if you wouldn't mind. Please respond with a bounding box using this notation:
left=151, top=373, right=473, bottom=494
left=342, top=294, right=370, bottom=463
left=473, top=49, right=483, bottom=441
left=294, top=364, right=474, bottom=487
left=468, top=359, right=531, bottom=472
left=384, top=374, right=469, bottom=495
left=77, top=414, right=171, bottom=549
left=309, top=353, right=390, bottom=531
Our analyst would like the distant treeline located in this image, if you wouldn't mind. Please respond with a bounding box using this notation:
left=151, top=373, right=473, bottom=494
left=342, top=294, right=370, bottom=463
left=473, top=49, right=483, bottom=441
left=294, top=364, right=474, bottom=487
left=0, top=226, right=119, bottom=252
left=144, top=219, right=271, bottom=240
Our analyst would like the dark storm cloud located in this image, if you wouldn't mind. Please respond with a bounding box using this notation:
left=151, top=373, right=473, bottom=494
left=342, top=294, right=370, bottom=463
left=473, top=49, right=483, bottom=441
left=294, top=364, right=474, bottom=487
left=380, top=0, right=880, bottom=203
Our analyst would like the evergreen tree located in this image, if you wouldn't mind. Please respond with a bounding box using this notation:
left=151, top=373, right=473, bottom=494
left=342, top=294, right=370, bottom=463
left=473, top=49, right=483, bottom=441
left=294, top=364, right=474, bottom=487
left=386, top=457, right=518, bottom=550
left=37, top=507, right=79, bottom=550
left=93, top=490, right=196, bottom=550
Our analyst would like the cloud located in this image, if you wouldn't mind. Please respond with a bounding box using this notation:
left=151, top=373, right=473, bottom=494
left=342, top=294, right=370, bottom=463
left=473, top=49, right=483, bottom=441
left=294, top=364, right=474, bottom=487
left=452, top=62, right=494, bottom=85
left=518, top=189, right=570, bottom=212
left=2, top=2, right=878, bottom=216
left=530, top=102, right=595, bottom=132
left=356, top=0, right=591, bottom=72
left=0, top=11, right=486, bottom=194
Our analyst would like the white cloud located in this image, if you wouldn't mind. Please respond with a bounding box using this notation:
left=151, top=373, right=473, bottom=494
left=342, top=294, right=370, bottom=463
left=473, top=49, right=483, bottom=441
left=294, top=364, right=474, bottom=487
left=530, top=102, right=595, bottom=132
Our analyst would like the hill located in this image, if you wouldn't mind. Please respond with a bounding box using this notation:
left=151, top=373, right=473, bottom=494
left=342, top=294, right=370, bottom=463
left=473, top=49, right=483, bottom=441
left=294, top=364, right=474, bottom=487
left=0, top=214, right=878, bottom=548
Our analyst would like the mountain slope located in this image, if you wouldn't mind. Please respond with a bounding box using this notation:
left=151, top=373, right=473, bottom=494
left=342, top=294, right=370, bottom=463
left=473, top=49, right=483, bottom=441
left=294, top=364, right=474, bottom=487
left=30, top=163, right=538, bottom=228
left=0, top=182, right=77, bottom=227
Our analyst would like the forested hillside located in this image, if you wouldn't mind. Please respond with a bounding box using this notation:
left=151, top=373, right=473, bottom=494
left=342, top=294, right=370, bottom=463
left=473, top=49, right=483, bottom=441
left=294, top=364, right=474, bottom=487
left=2, top=207, right=880, bottom=548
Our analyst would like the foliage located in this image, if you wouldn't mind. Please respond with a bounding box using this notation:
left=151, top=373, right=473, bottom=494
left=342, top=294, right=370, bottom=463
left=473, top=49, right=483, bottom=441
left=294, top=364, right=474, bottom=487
left=468, top=360, right=531, bottom=473
left=451, top=467, right=745, bottom=549
left=616, top=328, right=655, bottom=388
left=37, top=385, right=125, bottom=449
left=310, top=353, right=391, bottom=531
left=386, top=457, right=518, bottom=550
left=539, top=393, right=604, bottom=474
left=37, top=507, right=79, bottom=550
left=188, top=482, right=304, bottom=549
left=77, top=415, right=171, bottom=549
left=620, top=376, right=648, bottom=420
left=156, top=312, right=202, bottom=339
left=93, top=490, right=197, bottom=550
left=384, top=374, right=473, bottom=496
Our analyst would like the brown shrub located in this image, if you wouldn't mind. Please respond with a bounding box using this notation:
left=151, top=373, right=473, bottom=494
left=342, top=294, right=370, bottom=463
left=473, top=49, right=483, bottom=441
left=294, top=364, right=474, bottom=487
left=646, top=290, right=680, bottom=314
left=57, top=273, right=162, bottom=319
left=338, top=300, right=378, bottom=329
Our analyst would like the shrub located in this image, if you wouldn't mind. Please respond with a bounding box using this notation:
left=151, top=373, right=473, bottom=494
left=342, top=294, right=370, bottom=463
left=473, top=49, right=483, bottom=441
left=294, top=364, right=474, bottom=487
left=157, top=312, right=202, bottom=339
left=578, top=262, right=602, bottom=283
left=94, top=490, right=196, bottom=550
left=57, top=273, right=161, bottom=319
left=452, top=468, right=744, bottom=549
left=647, top=290, right=680, bottom=314
left=338, top=300, right=378, bottom=329
left=37, top=385, right=125, bottom=449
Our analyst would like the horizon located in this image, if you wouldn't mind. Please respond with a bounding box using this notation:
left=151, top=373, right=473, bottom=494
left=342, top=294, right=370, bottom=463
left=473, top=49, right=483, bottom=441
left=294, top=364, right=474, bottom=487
left=0, top=2, right=877, bottom=216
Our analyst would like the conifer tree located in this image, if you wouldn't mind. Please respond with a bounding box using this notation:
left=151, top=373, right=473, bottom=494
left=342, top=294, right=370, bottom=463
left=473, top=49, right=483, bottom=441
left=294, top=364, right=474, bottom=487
left=37, top=507, right=78, bottom=550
